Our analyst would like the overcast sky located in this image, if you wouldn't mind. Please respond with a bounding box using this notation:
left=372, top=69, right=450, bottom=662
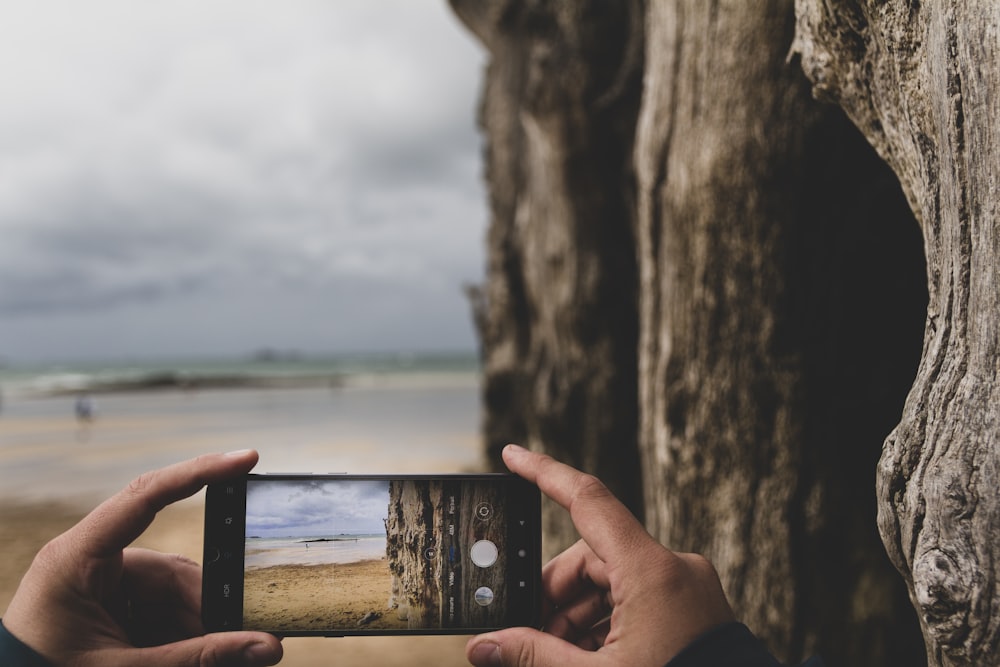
left=0, top=1, right=488, bottom=364
left=246, top=479, right=389, bottom=537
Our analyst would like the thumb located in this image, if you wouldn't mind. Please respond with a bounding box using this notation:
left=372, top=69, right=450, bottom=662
left=111, top=632, right=282, bottom=667
left=467, top=628, right=599, bottom=667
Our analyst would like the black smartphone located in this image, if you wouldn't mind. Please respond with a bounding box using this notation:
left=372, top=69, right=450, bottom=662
left=202, top=473, right=542, bottom=636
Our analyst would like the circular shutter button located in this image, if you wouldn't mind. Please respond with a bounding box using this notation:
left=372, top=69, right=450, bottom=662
left=470, top=539, right=499, bottom=567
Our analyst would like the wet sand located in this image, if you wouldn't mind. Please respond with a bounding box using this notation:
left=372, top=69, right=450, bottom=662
left=0, top=385, right=483, bottom=503
left=245, top=559, right=408, bottom=632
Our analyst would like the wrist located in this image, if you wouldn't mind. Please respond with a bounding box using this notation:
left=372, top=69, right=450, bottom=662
left=664, top=622, right=782, bottom=667
left=0, top=619, right=52, bottom=667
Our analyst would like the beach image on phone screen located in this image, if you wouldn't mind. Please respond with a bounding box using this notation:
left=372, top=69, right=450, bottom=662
left=243, top=477, right=508, bottom=632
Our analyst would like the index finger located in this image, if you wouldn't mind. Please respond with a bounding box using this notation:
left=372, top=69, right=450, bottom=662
left=502, top=444, right=652, bottom=563
left=69, top=449, right=259, bottom=558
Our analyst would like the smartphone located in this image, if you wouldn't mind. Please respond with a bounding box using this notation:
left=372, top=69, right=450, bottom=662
left=202, top=473, right=542, bottom=636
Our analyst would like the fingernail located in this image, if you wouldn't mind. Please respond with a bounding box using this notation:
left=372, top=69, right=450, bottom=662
left=469, top=641, right=502, bottom=667
left=243, top=641, right=279, bottom=665
left=224, top=448, right=254, bottom=457
left=504, top=443, right=526, bottom=454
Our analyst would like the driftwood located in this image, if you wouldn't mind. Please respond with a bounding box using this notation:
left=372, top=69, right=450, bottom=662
left=451, top=0, right=646, bottom=556
left=453, top=0, right=999, bottom=664
left=634, top=3, right=924, bottom=663
left=793, top=2, right=1000, bottom=665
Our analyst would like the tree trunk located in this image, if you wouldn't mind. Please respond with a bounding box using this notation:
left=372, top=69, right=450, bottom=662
left=793, top=3, right=1000, bottom=665
left=452, top=1, right=933, bottom=664
left=451, top=0, right=646, bottom=558
left=634, top=3, right=925, bottom=663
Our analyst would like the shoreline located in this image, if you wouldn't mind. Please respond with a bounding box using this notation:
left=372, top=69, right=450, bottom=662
left=0, top=351, right=480, bottom=399
left=39, top=372, right=347, bottom=397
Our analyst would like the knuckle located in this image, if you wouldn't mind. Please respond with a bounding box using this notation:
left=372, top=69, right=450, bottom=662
left=511, top=640, right=537, bottom=667
left=680, top=552, right=719, bottom=578
left=626, top=544, right=685, bottom=587
left=123, top=471, right=161, bottom=513
left=198, top=644, right=223, bottom=667
left=570, top=473, right=610, bottom=502
left=173, top=553, right=201, bottom=569
left=126, top=470, right=157, bottom=498
left=165, top=552, right=200, bottom=586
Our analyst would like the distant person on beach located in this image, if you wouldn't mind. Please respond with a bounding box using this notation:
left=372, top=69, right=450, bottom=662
left=0, top=447, right=819, bottom=667
left=74, top=393, right=94, bottom=422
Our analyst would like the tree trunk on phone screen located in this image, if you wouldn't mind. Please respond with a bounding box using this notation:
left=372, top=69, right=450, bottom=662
left=793, top=3, right=1000, bottom=665
left=450, top=0, right=646, bottom=558
left=386, top=481, right=508, bottom=629
left=386, top=480, right=444, bottom=627
left=634, top=3, right=925, bottom=664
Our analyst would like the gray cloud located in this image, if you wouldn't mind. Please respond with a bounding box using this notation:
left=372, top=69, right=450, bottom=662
left=0, top=1, right=486, bottom=361
left=247, top=479, right=390, bottom=537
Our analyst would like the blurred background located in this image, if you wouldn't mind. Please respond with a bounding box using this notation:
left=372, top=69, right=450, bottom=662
left=0, top=2, right=487, bottom=664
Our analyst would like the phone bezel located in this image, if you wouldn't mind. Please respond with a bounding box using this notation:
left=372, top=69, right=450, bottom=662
left=202, top=472, right=542, bottom=636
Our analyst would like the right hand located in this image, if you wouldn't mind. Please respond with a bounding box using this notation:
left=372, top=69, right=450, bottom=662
left=466, top=444, right=735, bottom=667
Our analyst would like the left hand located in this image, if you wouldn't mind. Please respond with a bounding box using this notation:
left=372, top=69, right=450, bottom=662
left=3, top=450, right=283, bottom=667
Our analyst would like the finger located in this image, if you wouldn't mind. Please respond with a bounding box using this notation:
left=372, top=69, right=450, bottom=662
left=120, top=549, right=204, bottom=643
left=543, top=588, right=613, bottom=644
left=541, top=539, right=610, bottom=609
left=97, top=632, right=282, bottom=667
left=503, top=445, right=650, bottom=563
left=121, top=549, right=200, bottom=602
left=582, top=617, right=610, bottom=650
left=71, top=450, right=259, bottom=558
left=467, top=627, right=600, bottom=667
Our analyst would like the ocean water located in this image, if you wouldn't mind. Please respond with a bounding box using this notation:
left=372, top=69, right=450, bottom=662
left=245, top=535, right=387, bottom=569
left=0, top=353, right=484, bottom=502
left=0, top=352, right=478, bottom=399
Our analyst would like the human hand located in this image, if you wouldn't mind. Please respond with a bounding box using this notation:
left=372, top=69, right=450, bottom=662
left=467, top=444, right=735, bottom=667
left=3, top=450, right=282, bottom=667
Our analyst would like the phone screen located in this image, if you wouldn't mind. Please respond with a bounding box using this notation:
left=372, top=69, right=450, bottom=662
left=202, top=474, right=541, bottom=636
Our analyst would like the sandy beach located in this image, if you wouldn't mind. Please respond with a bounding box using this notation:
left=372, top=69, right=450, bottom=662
left=245, top=559, right=407, bottom=632
left=0, top=379, right=481, bottom=666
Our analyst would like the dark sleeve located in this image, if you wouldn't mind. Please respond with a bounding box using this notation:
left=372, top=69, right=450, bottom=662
left=0, top=620, right=52, bottom=667
left=665, top=622, right=825, bottom=667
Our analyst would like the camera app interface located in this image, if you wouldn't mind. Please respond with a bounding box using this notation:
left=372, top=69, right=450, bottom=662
left=243, top=478, right=509, bottom=631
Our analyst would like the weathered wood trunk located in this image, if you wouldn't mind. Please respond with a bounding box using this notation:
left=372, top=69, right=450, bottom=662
left=793, top=2, right=1000, bottom=664
left=453, top=1, right=932, bottom=664
left=634, top=3, right=926, bottom=664
left=450, top=0, right=646, bottom=558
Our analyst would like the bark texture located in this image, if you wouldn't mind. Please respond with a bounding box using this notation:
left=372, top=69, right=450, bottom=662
left=635, top=3, right=925, bottom=663
left=451, top=0, right=646, bottom=557
left=386, top=480, right=445, bottom=627
left=453, top=1, right=934, bottom=664
left=793, top=3, right=1000, bottom=665
left=386, top=480, right=507, bottom=628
